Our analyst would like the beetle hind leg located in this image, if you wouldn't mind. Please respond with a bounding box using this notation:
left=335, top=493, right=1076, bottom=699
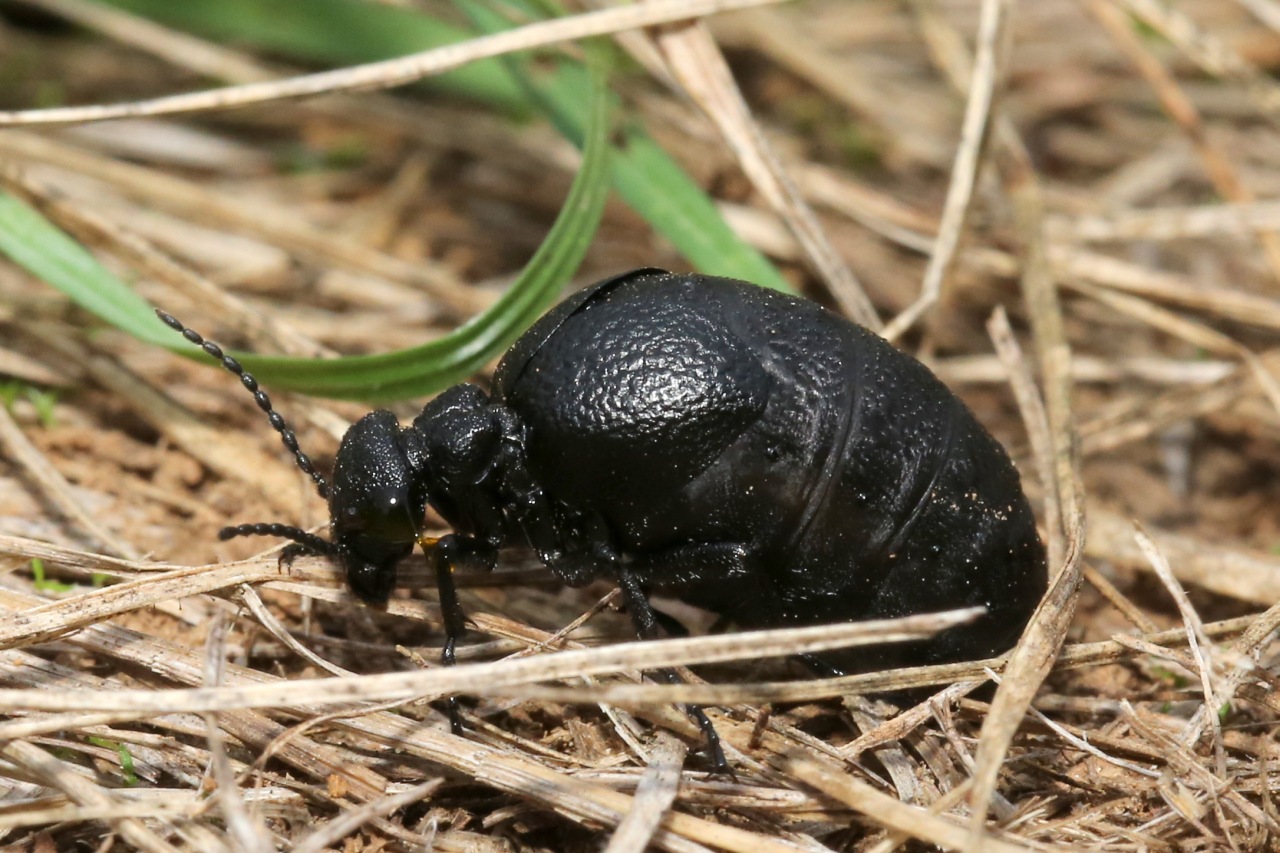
left=615, top=567, right=731, bottom=774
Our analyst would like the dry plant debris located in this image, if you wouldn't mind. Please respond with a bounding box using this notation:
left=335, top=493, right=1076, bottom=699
left=1, top=0, right=1280, bottom=850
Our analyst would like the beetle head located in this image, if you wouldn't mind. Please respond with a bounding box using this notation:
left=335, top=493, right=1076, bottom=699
left=155, top=309, right=500, bottom=605
left=328, top=409, right=429, bottom=603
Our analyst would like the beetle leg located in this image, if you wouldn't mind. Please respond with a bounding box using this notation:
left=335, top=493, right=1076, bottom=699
left=278, top=542, right=314, bottom=568
left=623, top=542, right=778, bottom=632
left=490, top=407, right=570, bottom=568
left=625, top=542, right=752, bottom=586
left=490, top=409, right=614, bottom=587
left=432, top=534, right=496, bottom=736
left=615, top=567, right=731, bottom=775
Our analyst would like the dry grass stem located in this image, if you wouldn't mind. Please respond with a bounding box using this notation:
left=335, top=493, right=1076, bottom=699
left=1240, top=0, right=1280, bottom=33
left=0, top=0, right=786, bottom=126
left=602, top=733, right=690, bottom=853
left=883, top=0, right=1012, bottom=342
left=0, top=403, right=137, bottom=560
left=1132, top=527, right=1225, bottom=772
left=15, top=0, right=279, bottom=85
left=0, top=165, right=326, bottom=357
left=4, top=1, right=1280, bottom=848
left=987, top=307, right=1060, bottom=563
left=0, top=608, right=984, bottom=715
left=290, top=779, right=443, bottom=853
left=785, top=756, right=1048, bottom=852
left=1119, top=0, right=1280, bottom=124
left=0, top=131, right=486, bottom=316
left=657, top=21, right=879, bottom=328
left=1084, top=0, right=1280, bottom=279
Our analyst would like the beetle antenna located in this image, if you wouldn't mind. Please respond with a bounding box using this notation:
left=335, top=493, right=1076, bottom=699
left=219, top=522, right=336, bottom=556
left=155, top=309, right=330, bottom=501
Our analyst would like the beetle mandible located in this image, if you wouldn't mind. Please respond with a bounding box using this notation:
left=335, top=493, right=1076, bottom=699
left=159, top=268, right=1047, bottom=763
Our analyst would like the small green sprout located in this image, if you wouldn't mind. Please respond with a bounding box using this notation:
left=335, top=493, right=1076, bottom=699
left=87, top=736, right=140, bottom=786
left=1150, top=666, right=1189, bottom=689
left=0, top=382, right=59, bottom=427
left=30, top=558, right=76, bottom=594
left=25, top=387, right=58, bottom=428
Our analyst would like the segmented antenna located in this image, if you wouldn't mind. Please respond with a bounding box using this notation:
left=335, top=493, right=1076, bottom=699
left=219, top=522, right=336, bottom=557
left=155, top=309, right=330, bottom=501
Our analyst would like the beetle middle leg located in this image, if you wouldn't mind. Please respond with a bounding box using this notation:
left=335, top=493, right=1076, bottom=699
left=615, top=566, right=731, bottom=774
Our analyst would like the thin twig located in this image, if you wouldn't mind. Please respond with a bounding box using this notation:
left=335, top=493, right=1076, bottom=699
left=885, top=0, right=1013, bottom=341
left=0, top=0, right=786, bottom=126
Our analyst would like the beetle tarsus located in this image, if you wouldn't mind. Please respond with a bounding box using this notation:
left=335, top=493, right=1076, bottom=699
left=690, top=705, right=732, bottom=777
left=440, top=633, right=464, bottom=736
left=278, top=542, right=314, bottom=568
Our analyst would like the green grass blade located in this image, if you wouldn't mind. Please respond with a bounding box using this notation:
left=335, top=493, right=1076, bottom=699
left=459, top=1, right=791, bottom=291
left=92, top=0, right=789, bottom=290
left=0, top=193, right=177, bottom=347
left=489, top=57, right=792, bottom=288
left=0, top=69, right=613, bottom=402
left=96, top=0, right=530, bottom=112
left=240, top=67, right=614, bottom=399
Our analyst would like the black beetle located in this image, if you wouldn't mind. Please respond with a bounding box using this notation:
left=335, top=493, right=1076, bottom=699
left=159, top=268, right=1046, bottom=765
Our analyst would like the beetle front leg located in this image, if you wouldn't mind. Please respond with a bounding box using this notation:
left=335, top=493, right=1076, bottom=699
left=615, top=566, right=731, bottom=775
left=430, top=534, right=496, bottom=735
left=490, top=407, right=585, bottom=572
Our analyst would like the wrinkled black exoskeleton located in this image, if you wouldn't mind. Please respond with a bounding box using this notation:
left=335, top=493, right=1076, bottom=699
left=160, top=269, right=1047, bottom=769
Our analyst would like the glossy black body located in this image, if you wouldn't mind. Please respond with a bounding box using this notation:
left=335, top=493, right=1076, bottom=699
left=159, top=266, right=1048, bottom=767
left=166, top=268, right=1046, bottom=689
left=327, top=268, right=1046, bottom=675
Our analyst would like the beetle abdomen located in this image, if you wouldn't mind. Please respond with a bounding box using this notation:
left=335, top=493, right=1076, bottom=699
left=706, top=278, right=1046, bottom=668
left=500, top=270, right=1046, bottom=670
